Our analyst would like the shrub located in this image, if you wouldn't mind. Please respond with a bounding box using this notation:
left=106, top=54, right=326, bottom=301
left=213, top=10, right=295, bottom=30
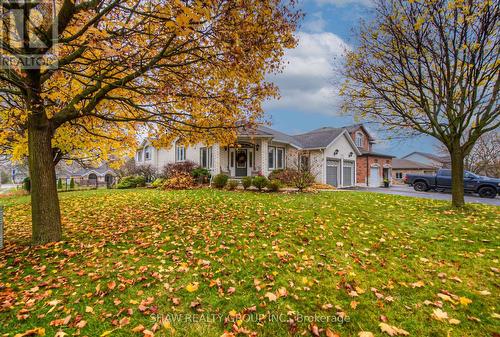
left=267, top=179, right=282, bottom=192
left=134, top=176, right=146, bottom=187
left=151, top=178, right=165, bottom=188
left=252, top=176, right=268, bottom=191
left=162, top=173, right=195, bottom=190
left=241, top=176, right=252, bottom=190
left=212, top=174, right=229, bottom=189
left=69, top=178, right=75, bottom=190
left=192, top=167, right=210, bottom=184
left=57, top=178, right=63, bottom=189
left=23, top=177, right=31, bottom=193
left=290, top=170, right=315, bottom=191
left=227, top=179, right=239, bottom=190
left=268, top=168, right=296, bottom=185
left=116, top=175, right=145, bottom=189
left=162, top=161, right=198, bottom=178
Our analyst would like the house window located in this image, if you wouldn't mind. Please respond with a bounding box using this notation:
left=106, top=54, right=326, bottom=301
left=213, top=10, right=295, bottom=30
left=276, top=148, right=284, bottom=169
left=176, top=145, right=186, bottom=162
left=137, top=150, right=143, bottom=162
left=268, top=147, right=276, bottom=169
left=395, top=172, right=403, bottom=179
left=249, top=151, right=253, bottom=168
left=230, top=151, right=234, bottom=167
left=200, top=147, right=213, bottom=169
left=144, top=146, right=151, bottom=161
left=268, top=146, right=284, bottom=170
left=355, top=132, right=364, bottom=147
left=300, top=155, right=309, bottom=170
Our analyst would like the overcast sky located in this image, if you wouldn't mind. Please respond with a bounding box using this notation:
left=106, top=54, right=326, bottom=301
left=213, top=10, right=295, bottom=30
left=263, top=0, right=439, bottom=157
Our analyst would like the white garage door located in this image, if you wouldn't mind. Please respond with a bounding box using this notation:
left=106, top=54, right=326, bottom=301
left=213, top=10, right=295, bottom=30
left=369, top=167, right=380, bottom=187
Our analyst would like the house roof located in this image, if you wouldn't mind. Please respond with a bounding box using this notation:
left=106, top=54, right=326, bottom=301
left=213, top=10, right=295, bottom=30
left=342, top=124, right=376, bottom=142
left=403, top=151, right=451, bottom=163
left=359, top=149, right=396, bottom=158
left=292, top=127, right=345, bottom=149
left=392, top=159, right=436, bottom=170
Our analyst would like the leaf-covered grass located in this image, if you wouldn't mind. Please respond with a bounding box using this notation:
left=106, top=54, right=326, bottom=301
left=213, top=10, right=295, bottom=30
left=0, top=189, right=498, bottom=337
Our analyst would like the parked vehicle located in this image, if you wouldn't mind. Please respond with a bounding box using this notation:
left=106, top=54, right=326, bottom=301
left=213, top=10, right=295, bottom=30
left=404, top=169, right=500, bottom=198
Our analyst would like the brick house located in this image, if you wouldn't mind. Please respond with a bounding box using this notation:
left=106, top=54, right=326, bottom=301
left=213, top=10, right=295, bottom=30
left=345, top=125, right=395, bottom=187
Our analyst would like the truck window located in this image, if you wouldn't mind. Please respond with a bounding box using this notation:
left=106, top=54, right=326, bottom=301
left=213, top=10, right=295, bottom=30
left=439, top=169, right=451, bottom=176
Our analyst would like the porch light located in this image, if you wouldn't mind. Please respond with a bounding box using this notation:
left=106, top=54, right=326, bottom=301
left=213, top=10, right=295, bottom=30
left=349, top=152, right=353, bottom=157
left=334, top=149, right=339, bottom=155
left=256, top=145, right=260, bottom=151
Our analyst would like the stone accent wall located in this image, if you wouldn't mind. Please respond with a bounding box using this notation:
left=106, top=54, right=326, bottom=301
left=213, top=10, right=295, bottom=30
left=260, top=140, right=269, bottom=177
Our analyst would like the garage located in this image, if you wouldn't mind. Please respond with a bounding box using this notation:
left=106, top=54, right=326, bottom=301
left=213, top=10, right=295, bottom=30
left=326, top=159, right=340, bottom=187
left=369, top=166, right=380, bottom=187
left=343, top=161, right=355, bottom=187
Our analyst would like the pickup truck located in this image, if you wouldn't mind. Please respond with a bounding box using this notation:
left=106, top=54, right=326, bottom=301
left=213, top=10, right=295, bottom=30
left=404, top=169, right=500, bottom=198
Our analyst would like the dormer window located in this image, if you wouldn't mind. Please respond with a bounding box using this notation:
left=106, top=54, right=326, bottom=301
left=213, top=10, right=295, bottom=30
left=355, top=132, right=364, bottom=148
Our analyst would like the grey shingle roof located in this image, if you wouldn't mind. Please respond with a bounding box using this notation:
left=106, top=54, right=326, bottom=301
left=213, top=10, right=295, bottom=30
left=292, top=127, right=345, bottom=149
left=393, top=159, right=436, bottom=169
left=403, top=152, right=451, bottom=163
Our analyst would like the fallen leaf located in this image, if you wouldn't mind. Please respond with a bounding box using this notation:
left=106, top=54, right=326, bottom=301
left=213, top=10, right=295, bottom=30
left=431, top=309, right=449, bottom=321
left=359, top=332, right=374, bottom=337
left=379, top=323, right=409, bottom=336
left=185, top=282, right=199, bottom=293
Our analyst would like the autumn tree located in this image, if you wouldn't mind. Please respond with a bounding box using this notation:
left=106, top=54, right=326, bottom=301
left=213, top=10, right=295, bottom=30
left=0, top=0, right=299, bottom=244
left=341, top=0, right=499, bottom=207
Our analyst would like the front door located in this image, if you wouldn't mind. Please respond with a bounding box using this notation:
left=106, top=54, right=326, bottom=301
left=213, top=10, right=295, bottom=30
left=369, top=167, right=380, bottom=187
left=235, top=149, right=248, bottom=177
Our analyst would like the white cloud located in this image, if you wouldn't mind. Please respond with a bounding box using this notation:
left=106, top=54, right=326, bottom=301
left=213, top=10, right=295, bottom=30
left=265, top=31, right=350, bottom=115
left=302, top=12, right=327, bottom=33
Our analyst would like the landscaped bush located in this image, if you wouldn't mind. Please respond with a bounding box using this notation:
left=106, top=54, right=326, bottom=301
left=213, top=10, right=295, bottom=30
left=116, top=176, right=145, bottom=189
left=267, top=179, right=282, bottom=192
left=212, top=174, right=229, bottom=189
left=268, top=168, right=296, bottom=186
left=23, top=177, right=31, bottom=192
left=69, top=178, right=75, bottom=190
left=192, top=167, right=210, bottom=184
left=151, top=178, right=165, bottom=188
left=162, top=173, right=195, bottom=190
left=252, top=176, right=268, bottom=191
left=227, top=179, right=239, bottom=190
left=241, top=176, right=252, bottom=190
left=134, top=176, right=146, bottom=187
left=57, top=178, right=63, bottom=189
left=162, top=161, right=198, bottom=178
left=290, top=170, right=315, bottom=191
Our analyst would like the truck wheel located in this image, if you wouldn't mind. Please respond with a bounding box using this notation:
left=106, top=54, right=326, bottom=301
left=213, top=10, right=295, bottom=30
left=478, top=186, right=497, bottom=199
left=413, top=181, right=428, bottom=192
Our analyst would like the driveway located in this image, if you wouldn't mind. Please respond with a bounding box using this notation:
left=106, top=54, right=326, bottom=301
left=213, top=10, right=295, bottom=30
left=358, top=185, right=500, bottom=206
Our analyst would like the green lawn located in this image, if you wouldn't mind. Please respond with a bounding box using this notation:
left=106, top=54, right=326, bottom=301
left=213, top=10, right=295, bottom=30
left=0, top=189, right=498, bottom=337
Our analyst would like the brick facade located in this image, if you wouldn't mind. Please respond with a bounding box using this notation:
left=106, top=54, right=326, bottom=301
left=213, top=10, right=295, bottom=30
left=347, top=125, right=394, bottom=186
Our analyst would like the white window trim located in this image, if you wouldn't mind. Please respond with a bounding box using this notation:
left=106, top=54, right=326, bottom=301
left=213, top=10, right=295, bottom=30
left=144, top=146, right=151, bottom=161
left=176, top=145, right=186, bottom=162
left=355, top=132, right=364, bottom=147
left=268, top=146, right=285, bottom=170
left=200, top=147, right=213, bottom=169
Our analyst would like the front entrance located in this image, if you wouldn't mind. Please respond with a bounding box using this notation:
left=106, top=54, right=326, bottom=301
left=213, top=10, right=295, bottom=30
left=369, top=166, right=380, bottom=187
left=235, top=149, right=248, bottom=177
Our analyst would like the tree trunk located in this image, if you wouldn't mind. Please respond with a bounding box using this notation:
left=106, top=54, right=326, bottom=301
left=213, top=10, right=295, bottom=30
left=28, top=112, right=62, bottom=244
left=450, top=143, right=465, bottom=208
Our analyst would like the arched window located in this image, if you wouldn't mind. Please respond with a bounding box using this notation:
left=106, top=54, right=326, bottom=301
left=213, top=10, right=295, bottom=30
left=355, top=132, right=364, bottom=147
left=144, top=146, right=152, bottom=161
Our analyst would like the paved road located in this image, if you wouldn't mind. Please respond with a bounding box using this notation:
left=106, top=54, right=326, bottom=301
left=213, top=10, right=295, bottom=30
left=358, top=185, right=500, bottom=206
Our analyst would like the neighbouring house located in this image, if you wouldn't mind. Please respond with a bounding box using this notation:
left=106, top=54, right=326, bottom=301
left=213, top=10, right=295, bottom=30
left=344, top=125, right=395, bottom=187
left=56, top=162, right=117, bottom=187
left=391, top=159, right=438, bottom=184
left=402, top=152, right=451, bottom=169
left=136, top=124, right=393, bottom=188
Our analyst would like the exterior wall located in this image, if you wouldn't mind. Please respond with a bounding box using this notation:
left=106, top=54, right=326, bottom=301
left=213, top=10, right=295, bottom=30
left=348, top=127, right=372, bottom=152
left=392, top=168, right=437, bottom=184
left=323, top=134, right=358, bottom=186
left=356, top=156, right=393, bottom=186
